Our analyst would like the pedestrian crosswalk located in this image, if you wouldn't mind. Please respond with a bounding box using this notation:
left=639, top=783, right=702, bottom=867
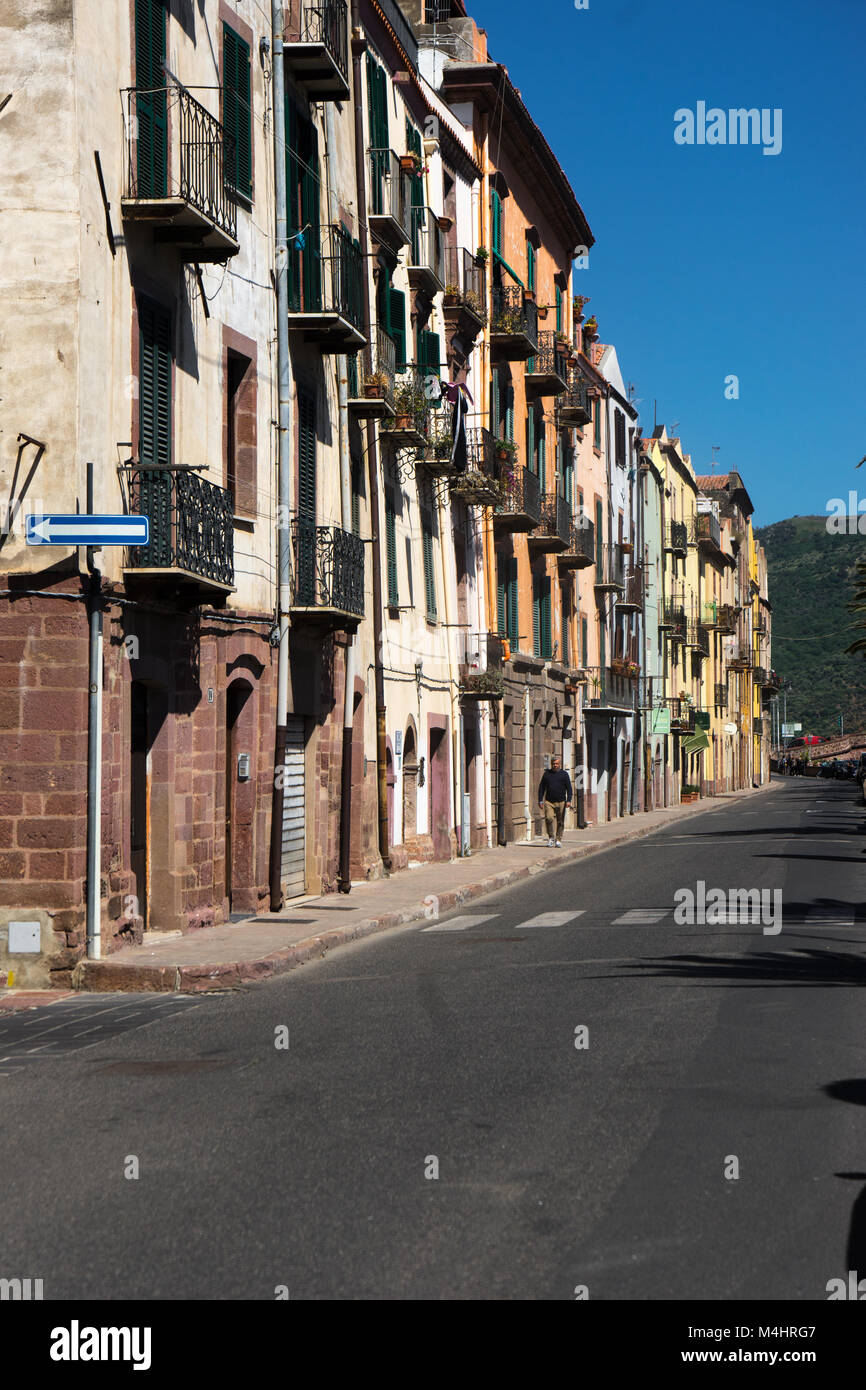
left=419, top=906, right=861, bottom=935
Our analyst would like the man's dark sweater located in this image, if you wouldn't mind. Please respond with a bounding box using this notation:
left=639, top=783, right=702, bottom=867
left=538, top=767, right=573, bottom=803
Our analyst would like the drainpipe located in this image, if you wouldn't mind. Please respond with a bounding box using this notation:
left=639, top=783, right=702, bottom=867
left=85, top=461, right=103, bottom=959
left=350, top=2, right=390, bottom=872
left=269, top=1, right=294, bottom=911
left=435, top=485, right=465, bottom=855
left=323, top=98, right=357, bottom=894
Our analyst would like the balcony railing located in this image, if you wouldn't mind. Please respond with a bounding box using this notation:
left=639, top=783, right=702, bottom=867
left=694, top=510, right=722, bottom=551
left=283, top=0, right=349, bottom=99
left=490, top=285, right=538, bottom=359
left=593, top=544, right=625, bottom=591
left=616, top=566, right=644, bottom=611
left=493, top=464, right=542, bottom=530
left=584, top=666, right=635, bottom=711
left=526, top=330, right=569, bottom=395
left=687, top=623, right=710, bottom=658
left=287, top=223, right=366, bottom=350
left=381, top=368, right=431, bottom=447
left=347, top=327, right=396, bottom=418
left=449, top=429, right=506, bottom=506
left=556, top=372, right=593, bottom=427
left=368, top=149, right=410, bottom=251
left=291, top=517, right=364, bottom=624
left=408, top=205, right=445, bottom=296
left=443, top=247, right=486, bottom=328
left=716, top=603, right=738, bottom=633
left=529, top=493, right=572, bottom=552
left=667, top=698, right=696, bottom=733
left=121, top=84, right=238, bottom=261
left=458, top=631, right=505, bottom=700
left=665, top=520, right=689, bottom=554
left=557, top=516, right=595, bottom=569
left=714, top=682, right=728, bottom=709
left=727, top=644, right=753, bottom=670
left=126, top=468, right=234, bottom=591
left=753, top=666, right=769, bottom=687
left=700, top=600, right=719, bottom=627
left=662, top=602, right=688, bottom=640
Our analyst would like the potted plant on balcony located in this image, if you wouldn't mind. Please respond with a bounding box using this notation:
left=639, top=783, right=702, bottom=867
left=364, top=370, right=389, bottom=399
left=461, top=668, right=505, bottom=700
left=588, top=673, right=602, bottom=705
left=627, top=660, right=639, bottom=679
left=390, top=378, right=426, bottom=432
left=444, top=282, right=461, bottom=306
left=620, top=540, right=634, bottom=555
left=474, top=247, right=489, bottom=265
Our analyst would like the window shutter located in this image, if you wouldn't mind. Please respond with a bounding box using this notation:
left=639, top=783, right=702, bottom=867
left=491, top=189, right=502, bottom=257
left=505, top=383, right=514, bottom=442
left=385, top=489, right=398, bottom=607
left=556, top=284, right=563, bottom=334
left=526, top=240, right=535, bottom=293
left=491, top=369, right=501, bottom=436
left=532, top=571, right=540, bottom=656
left=538, top=419, right=546, bottom=491
left=367, top=55, right=388, bottom=149
left=297, top=390, right=317, bottom=522
left=389, top=288, right=407, bottom=369
left=223, top=25, right=252, bottom=201
left=526, top=409, right=535, bottom=475
left=351, top=455, right=362, bottom=536
left=595, top=499, right=603, bottom=567
left=496, top=553, right=507, bottom=636
left=139, top=300, right=172, bottom=469
left=582, top=616, right=588, bottom=666
left=422, top=516, right=437, bottom=620
left=420, top=330, right=440, bottom=377
left=507, top=556, right=519, bottom=647
left=134, top=0, right=167, bottom=197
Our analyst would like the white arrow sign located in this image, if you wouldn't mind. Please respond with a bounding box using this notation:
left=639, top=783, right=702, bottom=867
left=26, top=514, right=150, bottom=546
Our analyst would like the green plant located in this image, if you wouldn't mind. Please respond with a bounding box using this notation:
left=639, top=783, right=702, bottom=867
left=474, top=247, right=489, bottom=263
left=393, top=378, right=427, bottom=418
left=682, top=784, right=701, bottom=796
left=461, top=668, right=504, bottom=698
left=364, top=370, right=389, bottom=392
left=444, top=282, right=460, bottom=298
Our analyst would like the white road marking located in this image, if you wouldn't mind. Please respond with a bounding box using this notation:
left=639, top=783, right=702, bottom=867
left=612, top=909, right=669, bottom=924
left=421, top=913, right=499, bottom=933
left=517, top=911, right=586, bottom=929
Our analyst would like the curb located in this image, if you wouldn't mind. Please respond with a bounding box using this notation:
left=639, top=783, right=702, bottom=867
left=73, top=783, right=780, bottom=994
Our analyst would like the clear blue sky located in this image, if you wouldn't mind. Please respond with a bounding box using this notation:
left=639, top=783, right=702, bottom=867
left=468, top=0, right=866, bottom=527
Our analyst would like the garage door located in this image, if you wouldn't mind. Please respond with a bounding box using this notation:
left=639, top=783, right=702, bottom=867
left=280, top=716, right=305, bottom=898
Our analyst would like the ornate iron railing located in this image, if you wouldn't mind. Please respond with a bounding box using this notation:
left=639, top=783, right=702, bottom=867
left=289, top=222, right=364, bottom=331
left=561, top=517, right=595, bottom=563
left=557, top=372, right=593, bottom=426
left=122, top=84, right=237, bottom=242
left=287, top=0, right=349, bottom=81
left=449, top=429, right=506, bottom=505
left=291, top=517, right=364, bottom=616
left=533, top=493, right=572, bottom=546
left=663, top=602, right=688, bottom=639
left=526, top=330, right=569, bottom=387
left=127, top=469, right=234, bottom=586
left=443, top=246, right=486, bottom=322
left=490, top=285, right=538, bottom=350
left=716, top=603, right=738, bottom=632
left=494, top=465, right=541, bottom=524
left=727, top=644, right=753, bottom=670
left=619, top=566, right=644, bottom=607
left=594, top=544, right=625, bottom=588
left=714, top=682, right=728, bottom=709
left=408, top=205, right=444, bottom=287
left=665, top=519, right=689, bottom=553
left=369, top=148, right=409, bottom=234
left=349, top=326, right=396, bottom=404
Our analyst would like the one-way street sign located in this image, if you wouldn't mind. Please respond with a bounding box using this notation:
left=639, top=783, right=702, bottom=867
left=26, top=514, right=150, bottom=546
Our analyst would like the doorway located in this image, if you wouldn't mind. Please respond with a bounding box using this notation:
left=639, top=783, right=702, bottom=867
left=225, top=682, right=251, bottom=911
left=130, top=682, right=151, bottom=930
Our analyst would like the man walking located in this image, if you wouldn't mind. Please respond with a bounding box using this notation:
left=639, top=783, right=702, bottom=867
left=538, top=755, right=573, bottom=848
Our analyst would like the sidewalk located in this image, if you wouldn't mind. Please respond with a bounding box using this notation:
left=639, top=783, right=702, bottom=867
left=46, top=781, right=780, bottom=997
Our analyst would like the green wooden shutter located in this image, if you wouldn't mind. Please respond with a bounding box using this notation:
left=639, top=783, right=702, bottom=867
left=526, top=409, right=535, bottom=476
left=389, top=288, right=407, bottom=370
left=366, top=54, right=389, bottom=149
left=581, top=616, right=588, bottom=666
left=351, top=455, right=362, bottom=536
left=505, top=383, right=514, bottom=442
left=491, top=188, right=502, bottom=257
left=491, top=369, right=501, bottom=437
left=593, top=395, right=601, bottom=448
left=422, top=516, right=437, bottom=620
left=540, top=576, right=551, bottom=659
left=532, top=571, right=540, bottom=656
left=538, top=418, right=546, bottom=491
left=526, top=240, right=535, bottom=293
left=297, top=390, right=317, bottom=522
left=385, top=489, right=398, bottom=607
left=595, top=499, right=603, bottom=567
left=139, top=300, right=172, bottom=468
left=224, top=25, right=252, bottom=201
left=507, top=556, right=519, bottom=647
left=134, top=0, right=167, bottom=198
left=285, top=102, right=321, bottom=311
left=496, top=553, right=507, bottom=636
left=420, top=330, right=440, bottom=377
left=556, top=285, right=563, bottom=334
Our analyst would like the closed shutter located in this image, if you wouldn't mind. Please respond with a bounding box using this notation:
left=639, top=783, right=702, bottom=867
left=385, top=489, right=398, bottom=607
left=561, top=590, right=570, bottom=664
left=526, top=409, right=535, bottom=476
left=505, top=382, right=514, bottom=442
left=297, top=391, right=316, bottom=521
left=533, top=571, right=551, bottom=659
left=139, top=300, right=172, bottom=469
left=491, top=188, right=502, bottom=257
left=538, top=419, right=546, bottom=491
left=556, top=284, right=563, bottom=334
left=595, top=499, right=603, bottom=567
left=491, top=369, right=501, bottom=436
left=223, top=24, right=252, bottom=201
left=420, top=329, right=440, bottom=378
left=594, top=395, right=601, bottom=448
left=496, top=553, right=507, bottom=636
left=581, top=616, right=588, bottom=666
left=366, top=54, right=389, bottom=149
left=280, top=716, right=306, bottom=898
left=507, top=556, right=519, bottom=647
left=526, top=240, right=535, bottom=293
left=350, top=454, right=362, bottom=536
left=422, top=515, right=437, bottom=620
left=134, top=0, right=167, bottom=198
left=389, top=288, right=407, bottom=370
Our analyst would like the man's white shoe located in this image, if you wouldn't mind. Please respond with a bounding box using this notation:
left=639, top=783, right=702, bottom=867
left=555, top=839, right=562, bottom=847
left=547, top=838, right=554, bottom=847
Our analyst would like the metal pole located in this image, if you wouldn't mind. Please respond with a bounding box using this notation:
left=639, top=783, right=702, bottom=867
left=269, top=0, right=294, bottom=911
left=85, top=461, right=102, bottom=959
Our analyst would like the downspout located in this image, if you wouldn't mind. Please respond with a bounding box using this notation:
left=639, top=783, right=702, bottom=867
left=85, top=461, right=103, bottom=959
left=269, top=1, right=294, bottom=910
left=436, top=485, right=464, bottom=855
left=323, top=99, right=357, bottom=893
left=350, top=0, right=390, bottom=872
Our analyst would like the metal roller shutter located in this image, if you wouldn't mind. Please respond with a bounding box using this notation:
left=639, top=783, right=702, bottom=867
left=280, top=716, right=306, bottom=898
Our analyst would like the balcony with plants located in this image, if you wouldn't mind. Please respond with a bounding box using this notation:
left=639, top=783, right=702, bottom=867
left=287, top=222, right=366, bottom=351
left=347, top=328, right=396, bottom=420
left=490, top=285, right=538, bottom=360
left=556, top=371, right=594, bottom=427
left=492, top=456, right=542, bottom=532
left=380, top=370, right=431, bottom=448
left=458, top=631, right=505, bottom=701
left=368, top=148, right=411, bottom=252
left=443, top=247, right=486, bottom=339
left=283, top=0, right=350, bottom=100
left=693, top=509, right=722, bottom=553
left=121, top=83, right=239, bottom=262
left=449, top=429, right=509, bottom=506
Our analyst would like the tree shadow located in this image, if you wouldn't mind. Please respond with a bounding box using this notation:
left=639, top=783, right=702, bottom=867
left=824, top=1081, right=866, bottom=1276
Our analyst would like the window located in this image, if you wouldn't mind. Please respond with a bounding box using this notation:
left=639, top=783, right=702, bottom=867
left=497, top=552, right=519, bottom=648
left=491, top=188, right=503, bottom=259
left=138, top=299, right=172, bottom=468
left=134, top=0, right=167, bottom=198
left=366, top=54, right=389, bottom=149
left=350, top=454, right=363, bottom=536
left=526, top=239, right=535, bottom=293
left=385, top=488, right=398, bottom=607
left=615, top=410, right=626, bottom=468
left=226, top=348, right=256, bottom=517
left=419, top=329, right=441, bottom=379
left=593, top=395, right=602, bottom=449
left=595, top=499, right=603, bottom=568
left=533, top=570, right=552, bottom=660
left=421, top=511, right=437, bottom=621
left=297, top=390, right=316, bottom=522
left=581, top=616, right=588, bottom=667
left=286, top=101, right=320, bottom=311
left=223, top=24, right=252, bottom=202
left=561, top=588, right=570, bottom=664
left=555, top=284, right=563, bottom=334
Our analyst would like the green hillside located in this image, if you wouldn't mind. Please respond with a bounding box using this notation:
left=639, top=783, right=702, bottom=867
left=755, top=516, right=866, bottom=736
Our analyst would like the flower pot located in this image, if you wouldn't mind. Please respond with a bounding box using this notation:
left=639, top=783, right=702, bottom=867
left=399, top=156, right=416, bottom=173
left=394, top=414, right=412, bottom=430
left=364, top=384, right=384, bottom=399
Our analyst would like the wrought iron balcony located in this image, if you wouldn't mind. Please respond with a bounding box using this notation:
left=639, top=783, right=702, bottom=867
left=368, top=149, right=410, bottom=252
left=458, top=631, right=505, bottom=701
left=443, top=247, right=486, bottom=335
left=283, top=0, right=350, bottom=100
left=687, top=622, right=710, bottom=658
left=347, top=328, right=396, bottom=420
left=529, top=493, right=572, bottom=553
left=556, top=372, right=593, bottom=427
left=763, top=669, right=782, bottom=691
left=125, top=468, right=234, bottom=593
left=700, top=600, right=720, bottom=628
left=287, top=222, right=365, bottom=350
left=727, top=644, right=753, bottom=671
left=449, top=429, right=506, bottom=506
left=661, top=602, right=688, bottom=640
left=526, top=331, right=569, bottom=396
left=584, top=666, right=635, bottom=712
left=664, top=519, right=689, bottom=554
left=667, top=698, right=696, bottom=733
left=291, top=517, right=364, bottom=629
left=616, top=566, right=644, bottom=612
left=557, top=515, right=595, bottom=569
left=714, top=682, right=728, bottom=709
left=593, top=544, right=625, bottom=593
left=693, top=510, right=722, bottom=552
left=121, top=84, right=239, bottom=262
left=716, top=603, right=738, bottom=633
left=408, top=205, right=445, bottom=296
left=493, top=464, right=542, bottom=532
left=490, top=286, right=538, bottom=360
left=381, top=368, right=431, bottom=448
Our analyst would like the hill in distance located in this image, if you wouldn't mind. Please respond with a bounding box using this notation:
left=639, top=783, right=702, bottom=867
left=755, top=516, right=866, bottom=737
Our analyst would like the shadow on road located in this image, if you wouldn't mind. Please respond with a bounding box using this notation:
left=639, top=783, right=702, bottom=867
left=824, top=1080, right=866, bottom=1277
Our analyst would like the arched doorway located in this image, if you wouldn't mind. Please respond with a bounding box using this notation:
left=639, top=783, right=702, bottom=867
left=402, top=721, right=418, bottom=845
left=225, top=680, right=253, bottom=912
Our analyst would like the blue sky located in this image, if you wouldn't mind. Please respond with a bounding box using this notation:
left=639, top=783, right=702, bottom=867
left=467, top=0, right=866, bottom=527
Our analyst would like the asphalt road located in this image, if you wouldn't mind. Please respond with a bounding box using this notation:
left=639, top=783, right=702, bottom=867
left=2, top=777, right=865, bottom=1301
